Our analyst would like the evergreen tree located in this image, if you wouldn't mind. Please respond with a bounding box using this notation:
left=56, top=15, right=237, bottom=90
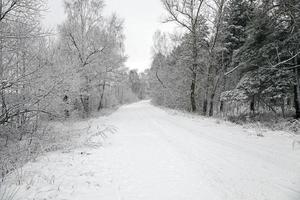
left=276, top=0, right=300, bottom=118
left=214, top=0, right=255, bottom=114
left=227, top=0, right=298, bottom=117
left=222, top=0, right=255, bottom=87
left=223, top=0, right=253, bottom=63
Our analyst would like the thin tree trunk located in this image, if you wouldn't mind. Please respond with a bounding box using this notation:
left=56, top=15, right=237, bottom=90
left=294, top=64, right=300, bottom=119
left=208, top=80, right=218, bottom=117
left=80, top=76, right=90, bottom=117
left=294, top=85, right=300, bottom=119
left=203, top=98, right=208, bottom=115
left=20, top=51, right=26, bottom=125
left=97, top=82, right=106, bottom=111
left=80, top=95, right=89, bottom=118
left=250, top=95, right=255, bottom=115
left=190, top=34, right=198, bottom=112
left=281, top=98, right=286, bottom=118
left=190, top=71, right=197, bottom=112
left=209, top=94, right=215, bottom=117
left=203, top=72, right=210, bottom=115
left=121, top=86, right=124, bottom=104
left=220, top=101, right=224, bottom=113
left=209, top=75, right=221, bottom=117
left=220, top=51, right=227, bottom=114
left=203, top=61, right=213, bottom=116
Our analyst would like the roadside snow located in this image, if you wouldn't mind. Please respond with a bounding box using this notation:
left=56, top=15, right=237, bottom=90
left=1, top=101, right=300, bottom=200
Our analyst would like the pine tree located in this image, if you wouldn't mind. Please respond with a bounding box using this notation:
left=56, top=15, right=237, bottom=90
left=227, top=0, right=298, bottom=117
left=219, top=0, right=255, bottom=113
left=276, top=0, right=300, bottom=118
left=223, top=0, right=253, bottom=61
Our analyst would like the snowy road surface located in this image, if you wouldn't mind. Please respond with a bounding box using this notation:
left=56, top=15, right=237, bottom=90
left=3, top=101, right=300, bottom=200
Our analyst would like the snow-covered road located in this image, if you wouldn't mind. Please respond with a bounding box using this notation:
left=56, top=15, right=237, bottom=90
left=4, top=101, right=300, bottom=200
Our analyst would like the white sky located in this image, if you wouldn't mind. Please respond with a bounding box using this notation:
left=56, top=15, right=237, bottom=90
left=42, top=0, right=175, bottom=72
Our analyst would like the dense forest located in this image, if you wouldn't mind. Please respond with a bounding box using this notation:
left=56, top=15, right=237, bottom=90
left=149, top=0, right=300, bottom=123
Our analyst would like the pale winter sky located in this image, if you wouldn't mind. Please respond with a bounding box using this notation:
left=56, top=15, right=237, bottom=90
left=42, top=0, right=175, bottom=72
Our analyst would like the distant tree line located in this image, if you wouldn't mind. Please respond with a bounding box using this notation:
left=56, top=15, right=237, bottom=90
left=129, top=69, right=150, bottom=100
left=149, top=0, right=300, bottom=119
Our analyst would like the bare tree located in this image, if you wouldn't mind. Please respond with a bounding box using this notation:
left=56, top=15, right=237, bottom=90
left=59, top=0, right=107, bottom=117
left=162, top=0, right=206, bottom=112
left=0, top=0, right=51, bottom=126
left=204, top=0, right=227, bottom=116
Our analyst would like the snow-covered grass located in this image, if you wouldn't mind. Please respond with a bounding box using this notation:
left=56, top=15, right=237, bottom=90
left=0, top=109, right=117, bottom=198
left=1, top=101, right=300, bottom=200
left=161, top=104, right=300, bottom=135
left=223, top=111, right=300, bottom=134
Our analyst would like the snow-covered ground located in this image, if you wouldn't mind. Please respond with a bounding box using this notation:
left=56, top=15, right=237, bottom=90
left=2, top=101, right=300, bottom=200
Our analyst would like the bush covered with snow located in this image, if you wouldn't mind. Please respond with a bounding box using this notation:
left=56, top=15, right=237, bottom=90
left=226, top=112, right=300, bottom=134
left=0, top=112, right=115, bottom=184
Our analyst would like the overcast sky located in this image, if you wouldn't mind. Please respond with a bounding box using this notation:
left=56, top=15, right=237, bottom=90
left=42, top=0, right=174, bottom=72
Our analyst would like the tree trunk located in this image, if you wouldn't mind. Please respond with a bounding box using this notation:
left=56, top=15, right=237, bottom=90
left=190, top=71, right=197, bottom=112
left=220, top=101, right=224, bottom=113
left=220, top=50, right=227, bottom=114
left=203, top=77, right=209, bottom=115
left=20, top=51, right=26, bottom=125
left=294, top=65, right=300, bottom=119
left=97, top=82, right=106, bottom=111
left=209, top=75, right=221, bottom=117
left=80, top=95, right=89, bottom=118
left=281, top=98, right=285, bottom=118
left=219, top=76, right=227, bottom=114
left=202, top=99, right=208, bottom=115
left=294, top=85, right=300, bottom=119
left=190, top=33, right=198, bottom=112
left=209, top=93, right=215, bottom=117
left=121, top=87, right=124, bottom=104
left=80, top=75, right=90, bottom=118
left=203, top=62, right=212, bottom=115
left=208, top=84, right=217, bottom=117
left=250, top=95, right=255, bottom=115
